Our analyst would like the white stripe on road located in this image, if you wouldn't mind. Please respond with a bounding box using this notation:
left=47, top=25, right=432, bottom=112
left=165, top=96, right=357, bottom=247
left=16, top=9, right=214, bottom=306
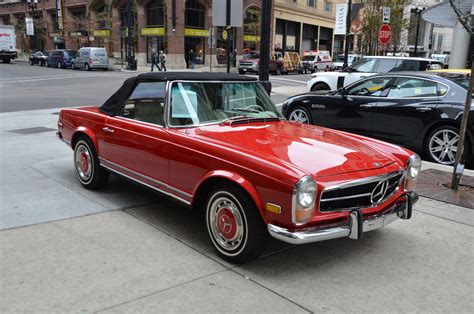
left=0, top=73, right=128, bottom=84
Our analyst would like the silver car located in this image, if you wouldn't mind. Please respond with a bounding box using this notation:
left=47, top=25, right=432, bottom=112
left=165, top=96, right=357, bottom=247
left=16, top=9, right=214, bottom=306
left=71, top=47, right=109, bottom=71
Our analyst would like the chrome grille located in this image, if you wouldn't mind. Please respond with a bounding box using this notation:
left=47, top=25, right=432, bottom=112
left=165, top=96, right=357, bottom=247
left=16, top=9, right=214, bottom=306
left=319, top=171, right=404, bottom=212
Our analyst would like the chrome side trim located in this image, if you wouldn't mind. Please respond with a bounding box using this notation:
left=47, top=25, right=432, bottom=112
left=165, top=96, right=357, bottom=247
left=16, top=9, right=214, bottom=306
left=98, top=157, right=193, bottom=204
left=320, top=192, right=372, bottom=202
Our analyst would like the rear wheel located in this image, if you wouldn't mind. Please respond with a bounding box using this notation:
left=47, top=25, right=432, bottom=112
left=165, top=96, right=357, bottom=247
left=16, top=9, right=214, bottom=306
left=425, top=126, right=470, bottom=166
left=45, top=61, right=49, bottom=67
left=85, top=63, right=91, bottom=71
left=287, top=106, right=313, bottom=124
left=310, top=82, right=330, bottom=91
left=205, top=184, right=267, bottom=264
left=57, top=61, right=62, bottom=69
left=74, top=136, right=109, bottom=189
left=29, top=59, right=33, bottom=65
left=71, top=63, right=76, bottom=70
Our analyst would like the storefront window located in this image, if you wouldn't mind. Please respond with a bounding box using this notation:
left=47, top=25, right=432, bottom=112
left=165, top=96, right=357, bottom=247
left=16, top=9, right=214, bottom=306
left=185, top=0, right=205, bottom=29
left=243, top=6, right=260, bottom=53
left=185, top=37, right=205, bottom=65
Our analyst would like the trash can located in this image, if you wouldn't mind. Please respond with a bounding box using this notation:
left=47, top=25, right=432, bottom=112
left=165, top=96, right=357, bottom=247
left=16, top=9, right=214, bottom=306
left=127, top=57, right=137, bottom=71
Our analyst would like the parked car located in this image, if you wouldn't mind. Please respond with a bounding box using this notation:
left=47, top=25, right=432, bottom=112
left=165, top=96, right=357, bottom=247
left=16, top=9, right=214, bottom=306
left=28, top=51, right=48, bottom=66
left=307, top=56, right=443, bottom=91
left=71, top=47, right=108, bottom=71
left=331, top=53, right=362, bottom=71
left=45, top=49, right=77, bottom=68
left=57, top=72, right=419, bottom=263
left=238, top=52, right=260, bottom=74
left=0, top=25, right=17, bottom=63
left=301, top=50, right=332, bottom=73
left=284, top=72, right=473, bottom=166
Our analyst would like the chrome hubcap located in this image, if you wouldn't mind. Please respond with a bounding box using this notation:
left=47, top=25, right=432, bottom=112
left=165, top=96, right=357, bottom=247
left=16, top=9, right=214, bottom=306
left=289, top=109, right=309, bottom=124
left=209, top=196, right=244, bottom=251
left=75, top=144, right=92, bottom=181
left=429, top=129, right=458, bottom=165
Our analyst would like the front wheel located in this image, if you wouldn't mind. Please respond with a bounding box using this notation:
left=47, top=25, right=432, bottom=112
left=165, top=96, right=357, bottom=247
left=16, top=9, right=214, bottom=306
left=74, top=137, right=109, bottom=189
left=29, top=59, right=33, bottom=65
left=45, top=61, right=49, bottom=67
left=287, top=106, right=313, bottom=124
left=57, top=61, right=62, bottom=69
left=71, top=63, right=76, bottom=70
left=205, top=184, right=267, bottom=264
left=85, top=63, right=91, bottom=71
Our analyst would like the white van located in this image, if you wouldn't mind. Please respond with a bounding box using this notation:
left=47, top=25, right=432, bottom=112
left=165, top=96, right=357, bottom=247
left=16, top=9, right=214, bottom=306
left=301, top=50, right=332, bottom=73
left=71, top=47, right=108, bottom=71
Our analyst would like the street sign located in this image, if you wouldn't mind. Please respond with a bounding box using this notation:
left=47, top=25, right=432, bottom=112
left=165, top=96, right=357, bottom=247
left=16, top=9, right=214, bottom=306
left=222, top=30, right=228, bottom=40
left=25, top=17, right=34, bottom=36
left=383, top=7, right=391, bottom=24
left=212, top=0, right=243, bottom=27
left=379, top=24, right=391, bottom=45
left=207, top=27, right=215, bottom=47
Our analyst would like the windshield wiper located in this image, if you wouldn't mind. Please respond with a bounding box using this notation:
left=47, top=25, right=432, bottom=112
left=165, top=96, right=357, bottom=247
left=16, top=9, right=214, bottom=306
left=219, top=115, right=250, bottom=125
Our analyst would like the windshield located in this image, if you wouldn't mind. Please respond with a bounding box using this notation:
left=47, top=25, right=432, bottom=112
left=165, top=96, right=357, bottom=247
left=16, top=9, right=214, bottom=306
left=349, top=58, right=377, bottom=73
left=302, top=56, right=316, bottom=61
left=169, top=82, right=281, bottom=127
left=243, top=53, right=259, bottom=59
left=335, top=55, right=345, bottom=62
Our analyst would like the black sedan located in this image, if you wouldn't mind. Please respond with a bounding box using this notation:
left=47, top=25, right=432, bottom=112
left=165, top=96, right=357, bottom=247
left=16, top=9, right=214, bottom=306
left=29, top=51, right=48, bottom=66
left=282, top=72, right=473, bottom=166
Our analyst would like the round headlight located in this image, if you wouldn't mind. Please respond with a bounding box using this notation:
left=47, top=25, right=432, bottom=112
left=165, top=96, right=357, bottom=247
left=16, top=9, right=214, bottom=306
left=407, top=154, right=422, bottom=179
left=296, top=177, right=317, bottom=208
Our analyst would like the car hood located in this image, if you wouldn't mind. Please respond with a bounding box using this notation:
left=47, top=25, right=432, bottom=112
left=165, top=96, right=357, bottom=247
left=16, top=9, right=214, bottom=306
left=191, top=121, right=396, bottom=178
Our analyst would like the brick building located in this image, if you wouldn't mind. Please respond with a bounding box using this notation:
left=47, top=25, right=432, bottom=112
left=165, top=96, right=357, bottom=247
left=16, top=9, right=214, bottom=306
left=0, top=0, right=342, bottom=68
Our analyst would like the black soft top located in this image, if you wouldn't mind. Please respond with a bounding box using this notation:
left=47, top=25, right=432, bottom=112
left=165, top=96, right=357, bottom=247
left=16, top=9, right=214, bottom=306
left=100, top=72, right=258, bottom=115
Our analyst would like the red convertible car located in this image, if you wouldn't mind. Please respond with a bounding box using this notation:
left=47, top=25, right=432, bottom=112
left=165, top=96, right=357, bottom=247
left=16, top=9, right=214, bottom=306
left=57, top=72, right=420, bottom=263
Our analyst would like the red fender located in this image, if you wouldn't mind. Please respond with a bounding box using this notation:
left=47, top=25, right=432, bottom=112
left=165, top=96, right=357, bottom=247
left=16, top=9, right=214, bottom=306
left=73, top=127, right=99, bottom=152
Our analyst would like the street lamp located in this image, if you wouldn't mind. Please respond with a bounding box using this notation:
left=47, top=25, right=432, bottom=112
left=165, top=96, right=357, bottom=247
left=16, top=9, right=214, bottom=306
left=26, top=0, right=39, bottom=51
left=411, top=7, right=425, bottom=57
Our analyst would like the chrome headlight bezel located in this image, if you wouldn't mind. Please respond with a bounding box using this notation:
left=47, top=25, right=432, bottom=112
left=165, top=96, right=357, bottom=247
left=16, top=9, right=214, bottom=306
left=292, top=176, right=317, bottom=224
left=406, top=154, right=422, bottom=180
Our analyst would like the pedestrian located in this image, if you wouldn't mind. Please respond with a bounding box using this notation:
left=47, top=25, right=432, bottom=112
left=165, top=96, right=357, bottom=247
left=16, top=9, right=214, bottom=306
left=159, top=50, right=167, bottom=71
left=150, top=48, right=159, bottom=72
left=189, top=49, right=196, bottom=69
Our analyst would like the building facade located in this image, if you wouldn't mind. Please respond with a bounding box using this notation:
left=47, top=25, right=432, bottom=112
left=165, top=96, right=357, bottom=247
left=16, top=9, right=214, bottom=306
left=0, top=0, right=343, bottom=68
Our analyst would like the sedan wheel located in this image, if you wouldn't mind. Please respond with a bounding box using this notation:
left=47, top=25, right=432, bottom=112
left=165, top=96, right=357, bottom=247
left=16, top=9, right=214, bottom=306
left=205, top=185, right=267, bottom=263
left=57, top=61, right=62, bottom=69
left=29, top=60, right=33, bottom=65
left=74, top=137, right=109, bottom=189
left=426, top=126, right=459, bottom=165
left=71, top=63, right=76, bottom=70
left=288, top=106, right=312, bottom=124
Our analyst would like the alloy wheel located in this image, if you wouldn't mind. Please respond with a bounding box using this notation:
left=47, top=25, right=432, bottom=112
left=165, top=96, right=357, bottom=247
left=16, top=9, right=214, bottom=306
left=428, top=129, right=459, bottom=165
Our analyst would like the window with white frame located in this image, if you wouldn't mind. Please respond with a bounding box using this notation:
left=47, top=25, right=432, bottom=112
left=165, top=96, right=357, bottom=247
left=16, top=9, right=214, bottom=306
left=307, top=0, right=316, bottom=8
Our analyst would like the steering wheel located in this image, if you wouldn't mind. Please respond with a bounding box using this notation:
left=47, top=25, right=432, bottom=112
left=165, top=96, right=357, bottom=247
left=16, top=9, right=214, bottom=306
left=242, top=104, right=264, bottom=112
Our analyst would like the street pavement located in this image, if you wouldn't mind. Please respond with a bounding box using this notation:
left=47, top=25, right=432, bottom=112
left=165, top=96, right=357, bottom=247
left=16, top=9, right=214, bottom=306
left=1, top=62, right=473, bottom=313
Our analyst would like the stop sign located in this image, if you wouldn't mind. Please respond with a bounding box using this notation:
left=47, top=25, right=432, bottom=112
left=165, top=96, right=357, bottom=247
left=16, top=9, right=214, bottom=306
left=379, top=24, right=392, bottom=45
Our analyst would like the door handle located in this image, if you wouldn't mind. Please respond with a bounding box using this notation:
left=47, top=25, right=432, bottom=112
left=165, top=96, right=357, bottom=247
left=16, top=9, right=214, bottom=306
left=416, top=107, right=432, bottom=112
left=102, top=127, right=115, bottom=134
left=360, top=104, right=374, bottom=108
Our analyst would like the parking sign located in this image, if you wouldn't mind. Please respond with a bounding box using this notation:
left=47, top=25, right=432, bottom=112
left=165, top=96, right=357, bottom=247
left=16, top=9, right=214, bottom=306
left=383, top=7, right=390, bottom=24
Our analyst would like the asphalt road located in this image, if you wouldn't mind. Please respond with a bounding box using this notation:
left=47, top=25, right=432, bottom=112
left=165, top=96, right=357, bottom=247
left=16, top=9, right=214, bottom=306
left=0, top=61, right=311, bottom=113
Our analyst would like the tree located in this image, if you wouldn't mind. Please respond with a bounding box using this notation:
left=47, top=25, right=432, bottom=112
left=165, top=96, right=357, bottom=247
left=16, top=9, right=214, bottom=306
left=360, top=0, right=411, bottom=55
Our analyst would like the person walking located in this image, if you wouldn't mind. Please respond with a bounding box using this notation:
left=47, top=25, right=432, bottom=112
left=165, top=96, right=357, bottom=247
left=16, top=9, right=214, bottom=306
left=159, top=50, right=167, bottom=71
left=150, top=49, right=159, bottom=72
left=189, top=49, right=196, bottom=69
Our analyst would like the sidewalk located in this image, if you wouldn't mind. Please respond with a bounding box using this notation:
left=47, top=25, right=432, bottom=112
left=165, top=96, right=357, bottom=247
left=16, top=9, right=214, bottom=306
left=1, top=108, right=473, bottom=312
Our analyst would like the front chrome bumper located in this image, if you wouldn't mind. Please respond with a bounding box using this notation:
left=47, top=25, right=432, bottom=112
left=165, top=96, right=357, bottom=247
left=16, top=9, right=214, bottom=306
left=268, top=193, right=417, bottom=245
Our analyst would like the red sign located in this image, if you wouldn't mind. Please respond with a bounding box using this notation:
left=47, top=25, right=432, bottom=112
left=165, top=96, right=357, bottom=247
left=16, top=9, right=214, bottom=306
left=378, top=24, right=391, bottom=45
